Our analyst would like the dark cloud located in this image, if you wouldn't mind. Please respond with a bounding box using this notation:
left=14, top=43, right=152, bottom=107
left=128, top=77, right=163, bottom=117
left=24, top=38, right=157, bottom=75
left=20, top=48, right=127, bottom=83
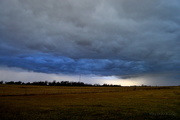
left=0, top=0, right=180, bottom=81
left=0, top=53, right=149, bottom=76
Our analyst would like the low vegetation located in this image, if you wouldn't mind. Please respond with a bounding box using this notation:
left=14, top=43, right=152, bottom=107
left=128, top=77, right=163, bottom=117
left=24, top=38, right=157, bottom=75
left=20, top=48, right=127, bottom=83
left=1, top=80, right=121, bottom=87
left=0, top=84, right=180, bottom=120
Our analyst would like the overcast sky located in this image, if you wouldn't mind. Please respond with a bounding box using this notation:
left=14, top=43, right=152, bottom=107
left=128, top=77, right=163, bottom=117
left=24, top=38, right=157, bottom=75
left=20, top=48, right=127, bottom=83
left=0, top=0, right=180, bottom=85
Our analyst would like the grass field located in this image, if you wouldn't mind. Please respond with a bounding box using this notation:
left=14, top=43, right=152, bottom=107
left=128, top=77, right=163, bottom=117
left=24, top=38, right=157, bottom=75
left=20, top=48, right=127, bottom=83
left=0, top=85, right=180, bottom=120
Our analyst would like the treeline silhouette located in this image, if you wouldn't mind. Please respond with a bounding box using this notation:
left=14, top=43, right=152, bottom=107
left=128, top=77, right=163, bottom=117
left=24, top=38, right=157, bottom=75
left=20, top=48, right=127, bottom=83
left=0, top=80, right=121, bottom=87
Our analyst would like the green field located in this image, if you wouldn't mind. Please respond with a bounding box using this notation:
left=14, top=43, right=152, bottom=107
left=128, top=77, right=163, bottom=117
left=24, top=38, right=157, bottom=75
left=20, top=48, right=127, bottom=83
left=0, top=85, right=180, bottom=120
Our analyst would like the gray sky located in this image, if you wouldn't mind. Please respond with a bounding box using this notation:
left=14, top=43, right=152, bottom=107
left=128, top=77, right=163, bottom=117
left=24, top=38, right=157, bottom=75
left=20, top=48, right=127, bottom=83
left=0, top=0, right=180, bottom=85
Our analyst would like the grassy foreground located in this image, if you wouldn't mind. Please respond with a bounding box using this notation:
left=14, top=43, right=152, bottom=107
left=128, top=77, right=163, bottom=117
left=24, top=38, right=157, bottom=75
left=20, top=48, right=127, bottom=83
left=0, top=85, right=180, bottom=120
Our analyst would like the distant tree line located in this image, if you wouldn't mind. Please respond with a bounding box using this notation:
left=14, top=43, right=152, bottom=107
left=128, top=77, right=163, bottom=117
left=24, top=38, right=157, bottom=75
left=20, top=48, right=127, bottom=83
left=0, top=81, right=3, bottom=84
left=0, top=80, right=121, bottom=87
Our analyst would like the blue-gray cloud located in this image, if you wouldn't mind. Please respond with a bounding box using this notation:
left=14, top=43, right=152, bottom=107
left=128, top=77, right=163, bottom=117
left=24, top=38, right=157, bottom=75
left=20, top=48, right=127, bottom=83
left=0, top=53, right=148, bottom=76
left=0, top=53, right=179, bottom=77
left=0, top=0, right=180, bottom=80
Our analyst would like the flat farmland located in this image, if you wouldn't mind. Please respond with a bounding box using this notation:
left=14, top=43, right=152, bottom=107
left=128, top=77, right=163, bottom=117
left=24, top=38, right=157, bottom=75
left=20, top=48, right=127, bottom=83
left=0, top=85, right=180, bottom=120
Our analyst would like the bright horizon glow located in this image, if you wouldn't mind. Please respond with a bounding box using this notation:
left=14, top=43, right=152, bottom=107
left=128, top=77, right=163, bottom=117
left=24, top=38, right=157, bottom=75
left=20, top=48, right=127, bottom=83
left=89, top=76, right=142, bottom=86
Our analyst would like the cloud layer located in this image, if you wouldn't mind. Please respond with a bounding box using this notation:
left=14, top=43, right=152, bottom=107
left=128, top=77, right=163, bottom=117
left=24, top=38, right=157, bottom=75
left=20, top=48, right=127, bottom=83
left=0, top=53, right=148, bottom=75
left=0, top=0, right=180, bottom=79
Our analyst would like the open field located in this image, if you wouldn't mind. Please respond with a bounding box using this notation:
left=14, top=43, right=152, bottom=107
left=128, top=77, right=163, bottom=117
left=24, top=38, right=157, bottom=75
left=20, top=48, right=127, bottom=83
left=0, top=85, right=180, bottom=120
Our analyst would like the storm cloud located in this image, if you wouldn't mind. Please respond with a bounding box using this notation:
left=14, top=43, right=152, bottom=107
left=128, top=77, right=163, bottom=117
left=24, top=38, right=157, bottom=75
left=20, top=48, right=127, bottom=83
left=0, top=53, right=148, bottom=75
left=0, top=0, right=180, bottom=83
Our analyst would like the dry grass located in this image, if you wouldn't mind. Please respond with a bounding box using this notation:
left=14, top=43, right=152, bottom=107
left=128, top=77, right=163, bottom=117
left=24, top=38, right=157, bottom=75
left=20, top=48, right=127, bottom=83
left=0, top=85, right=180, bottom=120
